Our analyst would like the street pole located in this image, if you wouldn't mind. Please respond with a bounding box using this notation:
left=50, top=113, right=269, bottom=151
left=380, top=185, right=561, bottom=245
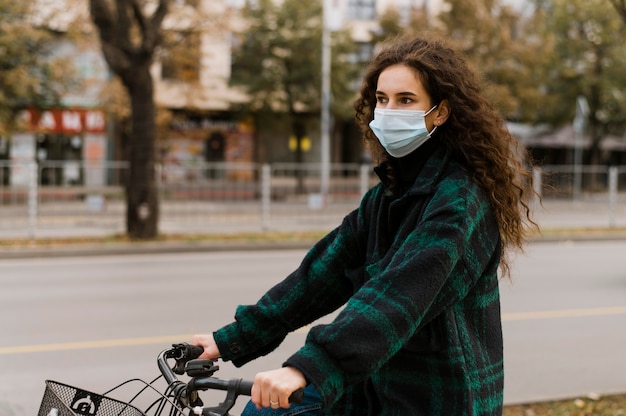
left=320, top=0, right=345, bottom=198
left=573, top=121, right=582, bottom=201
left=320, top=26, right=331, bottom=198
left=573, top=95, right=588, bottom=201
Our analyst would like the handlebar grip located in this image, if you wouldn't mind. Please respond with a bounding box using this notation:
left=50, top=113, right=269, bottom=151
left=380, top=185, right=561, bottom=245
left=187, top=344, right=205, bottom=359
left=238, top=379, right=253, bottom=395
left=235, top=381, right=302, bottom=404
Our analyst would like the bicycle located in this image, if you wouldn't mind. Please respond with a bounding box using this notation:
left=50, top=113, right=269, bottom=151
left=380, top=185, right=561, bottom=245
left=37, top=343, right=304, bottom=416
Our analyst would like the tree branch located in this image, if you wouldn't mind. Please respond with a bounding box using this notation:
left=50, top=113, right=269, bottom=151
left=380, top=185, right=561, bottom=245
left=89, top=0, right=115, bottom=44
left=142, top=0, right=168, bottom=55
left=608, top=0, right=626, bottom=25
left=115, top=0, right=134, bottom=54
left=90, top=0, right=133, bottom=76
left=131, top=0, right=148, bottom=34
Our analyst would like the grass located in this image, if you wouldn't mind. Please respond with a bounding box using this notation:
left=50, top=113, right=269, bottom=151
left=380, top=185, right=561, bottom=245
left=3, top=224, right=626, bottom=247
left=504, top=392, right=626, bottom=415
left=0, top=230, right=328, bottom=248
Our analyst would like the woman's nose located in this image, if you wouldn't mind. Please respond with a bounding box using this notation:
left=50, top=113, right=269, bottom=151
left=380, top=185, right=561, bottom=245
left=385, top=100, right=398, bottom=109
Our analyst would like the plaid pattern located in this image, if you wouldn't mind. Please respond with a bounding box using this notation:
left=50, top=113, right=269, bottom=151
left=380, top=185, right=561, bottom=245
left=215, top=147, right=504, bottom=415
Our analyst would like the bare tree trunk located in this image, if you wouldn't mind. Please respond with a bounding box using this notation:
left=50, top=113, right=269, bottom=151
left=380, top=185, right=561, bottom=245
left=125, top=65, right=159, bottom=238
left=89, top=0, right=167, bottom=239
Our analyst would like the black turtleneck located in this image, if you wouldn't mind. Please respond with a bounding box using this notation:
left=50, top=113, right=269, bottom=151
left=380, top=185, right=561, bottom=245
left=373, top=138, right=442, bottom=196
left=395, top=137, right=441, bottom=192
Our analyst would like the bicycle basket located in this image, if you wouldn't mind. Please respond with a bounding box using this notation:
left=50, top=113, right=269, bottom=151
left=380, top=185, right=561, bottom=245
left=38, top=380, right=145, bottom=416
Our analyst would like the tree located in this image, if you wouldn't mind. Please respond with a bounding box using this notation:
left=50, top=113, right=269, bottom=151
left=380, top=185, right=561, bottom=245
left=369, top=0, right=554, bottom=124
left=0, top=0, right=72, bottom=134
left=230, top=0, right=359, bottom=190
left=609, top=0, right=626, bottom=24
left=541, top=0, right=626, bottom=164
left=435, top=0, right=554, bottom=122
left=370, top=7, right=405, bottom=44
left=231, top=0, right=321, bottom=178
left=89, top=0, right=168, bottom=239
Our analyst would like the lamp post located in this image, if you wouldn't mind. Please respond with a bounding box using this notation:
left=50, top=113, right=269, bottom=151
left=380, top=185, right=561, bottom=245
left=320, top=25, right=331, bottom=197
left=320, top=0, right=344, bottom=197
left=573, top=95, right=588, bottom=200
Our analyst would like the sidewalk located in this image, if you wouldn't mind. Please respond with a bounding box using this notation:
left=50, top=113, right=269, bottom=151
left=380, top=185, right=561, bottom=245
left=1, top=199, right=626, bottom=259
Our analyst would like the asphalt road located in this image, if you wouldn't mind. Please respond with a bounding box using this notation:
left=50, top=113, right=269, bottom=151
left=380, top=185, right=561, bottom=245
left=1, top=241, right=626, bottom=415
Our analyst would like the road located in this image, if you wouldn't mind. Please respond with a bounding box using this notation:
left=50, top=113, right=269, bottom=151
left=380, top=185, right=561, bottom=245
left=1, top=241, right=626, bottom=415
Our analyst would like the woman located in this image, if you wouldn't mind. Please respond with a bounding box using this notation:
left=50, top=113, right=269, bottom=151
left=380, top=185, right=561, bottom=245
left=192, top=34, right=536, bottom=415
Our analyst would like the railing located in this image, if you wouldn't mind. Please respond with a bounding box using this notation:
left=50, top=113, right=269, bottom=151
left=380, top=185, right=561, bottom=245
left=530, top=164, right=626, bottom=230
left=0, top=161, right=625, bottom=240
left=0, top=160, right=377, bottom=239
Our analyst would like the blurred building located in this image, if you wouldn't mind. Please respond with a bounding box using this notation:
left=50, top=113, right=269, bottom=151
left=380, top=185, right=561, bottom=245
left=9, top=35, right=111, bottom=188
left=151, top=0, right=447, bottom=179
left=9, top=0, right=444, bottom=187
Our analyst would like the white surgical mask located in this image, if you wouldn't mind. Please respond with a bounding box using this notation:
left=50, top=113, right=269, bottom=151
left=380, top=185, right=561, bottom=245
left=369, top=105, right=438, bottom=158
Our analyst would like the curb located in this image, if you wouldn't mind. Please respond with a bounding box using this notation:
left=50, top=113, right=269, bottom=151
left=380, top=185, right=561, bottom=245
left=2, top=231, right=626, bottom=259
left=0, top=240, right=318, bottom=260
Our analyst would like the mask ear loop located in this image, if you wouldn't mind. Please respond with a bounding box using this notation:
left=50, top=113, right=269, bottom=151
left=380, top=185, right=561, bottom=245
left=424, top=104, right=438, bottom=116
left=425, top=103, right=440, bottom=137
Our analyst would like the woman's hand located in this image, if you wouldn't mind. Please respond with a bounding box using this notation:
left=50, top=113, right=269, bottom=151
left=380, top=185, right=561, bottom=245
left=251, top=366, right=307, bottom=409
left=190, top=333, right=221, bottom=360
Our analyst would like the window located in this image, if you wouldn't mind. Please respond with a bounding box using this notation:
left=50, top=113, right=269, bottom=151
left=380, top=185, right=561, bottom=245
left=347, top=0, right=376, bottom=20
left=173, top=0, right=199, bottom=7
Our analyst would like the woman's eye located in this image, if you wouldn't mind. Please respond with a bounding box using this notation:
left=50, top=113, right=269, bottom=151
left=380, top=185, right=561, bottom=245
left=376, top=96, right=388, bottom=104
left=400, top=97, right=413, bottom=104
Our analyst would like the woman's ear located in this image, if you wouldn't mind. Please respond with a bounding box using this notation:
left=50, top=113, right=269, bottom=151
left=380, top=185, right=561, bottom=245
left=433, top=99, right=451, bottom=127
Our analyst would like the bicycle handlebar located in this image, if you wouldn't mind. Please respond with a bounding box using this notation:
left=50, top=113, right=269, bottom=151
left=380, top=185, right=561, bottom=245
left=157, top=343, right=304, bottom=416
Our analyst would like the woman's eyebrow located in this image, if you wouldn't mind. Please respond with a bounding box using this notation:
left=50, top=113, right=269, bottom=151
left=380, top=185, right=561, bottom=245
left=375, top=91, right=418, bottom=96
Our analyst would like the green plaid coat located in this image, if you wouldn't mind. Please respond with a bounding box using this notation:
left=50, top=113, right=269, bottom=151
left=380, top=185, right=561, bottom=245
left=214, top=147, right=504, bottom=415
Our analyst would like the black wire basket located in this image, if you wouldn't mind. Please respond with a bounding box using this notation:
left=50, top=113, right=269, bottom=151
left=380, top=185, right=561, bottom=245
left=38, top=379, right=186, bottom=416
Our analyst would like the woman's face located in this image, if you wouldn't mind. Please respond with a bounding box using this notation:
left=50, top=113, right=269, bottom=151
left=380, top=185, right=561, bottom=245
left=374, top=63, right=437, bottom=133
left=375, top=64, right=433, bottom=111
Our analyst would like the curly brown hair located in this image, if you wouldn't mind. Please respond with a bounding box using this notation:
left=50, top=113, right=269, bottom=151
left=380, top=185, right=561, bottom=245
left=354, top=34, right=538, bottom=278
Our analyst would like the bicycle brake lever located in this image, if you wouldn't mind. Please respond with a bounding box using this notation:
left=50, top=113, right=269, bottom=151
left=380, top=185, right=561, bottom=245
left=186, top=359, right=219, bottom=377
left=170, top=343, right=205, bottom=375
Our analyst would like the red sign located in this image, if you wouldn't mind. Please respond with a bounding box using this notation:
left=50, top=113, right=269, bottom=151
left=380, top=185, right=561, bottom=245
left=24, top=108, right=106, bottom=134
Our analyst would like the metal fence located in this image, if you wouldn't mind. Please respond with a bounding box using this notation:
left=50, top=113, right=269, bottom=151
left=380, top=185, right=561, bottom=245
left=530, top=164, right=626, bottom=230
left=1, top=161, right=625, bottom=240
left=0, top=160, right=376, bottom=239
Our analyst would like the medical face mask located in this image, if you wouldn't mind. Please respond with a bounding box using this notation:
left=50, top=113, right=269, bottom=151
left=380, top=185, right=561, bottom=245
left=369, top=105, right=438, bottom=158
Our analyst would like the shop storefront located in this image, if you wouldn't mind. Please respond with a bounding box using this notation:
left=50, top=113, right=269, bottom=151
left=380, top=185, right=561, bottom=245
left=159, top=111, right=255, bottom=183
left=11, top=108, right=108, bottom=187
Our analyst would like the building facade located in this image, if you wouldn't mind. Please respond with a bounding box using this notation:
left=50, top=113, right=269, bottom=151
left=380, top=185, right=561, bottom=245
left=8, top=37, right=111, bottom=188
left=153, top=0, right=442, bottom=180
left=9, top=0, right=442, bottom=187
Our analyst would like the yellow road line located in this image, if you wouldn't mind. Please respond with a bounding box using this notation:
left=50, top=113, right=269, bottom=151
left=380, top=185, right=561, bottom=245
left=502, top=306, right=626, bottom=321
left=0, top=334, right=192, bottom=355
left=2, top=306, right=626, bottom=356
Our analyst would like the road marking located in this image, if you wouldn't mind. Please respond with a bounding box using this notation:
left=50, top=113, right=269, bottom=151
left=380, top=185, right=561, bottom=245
left=3, top=306, right=626, bottom=355
left=0, top=334, right=191, bottom=355
left=502, top=306, right=626, bottom=321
